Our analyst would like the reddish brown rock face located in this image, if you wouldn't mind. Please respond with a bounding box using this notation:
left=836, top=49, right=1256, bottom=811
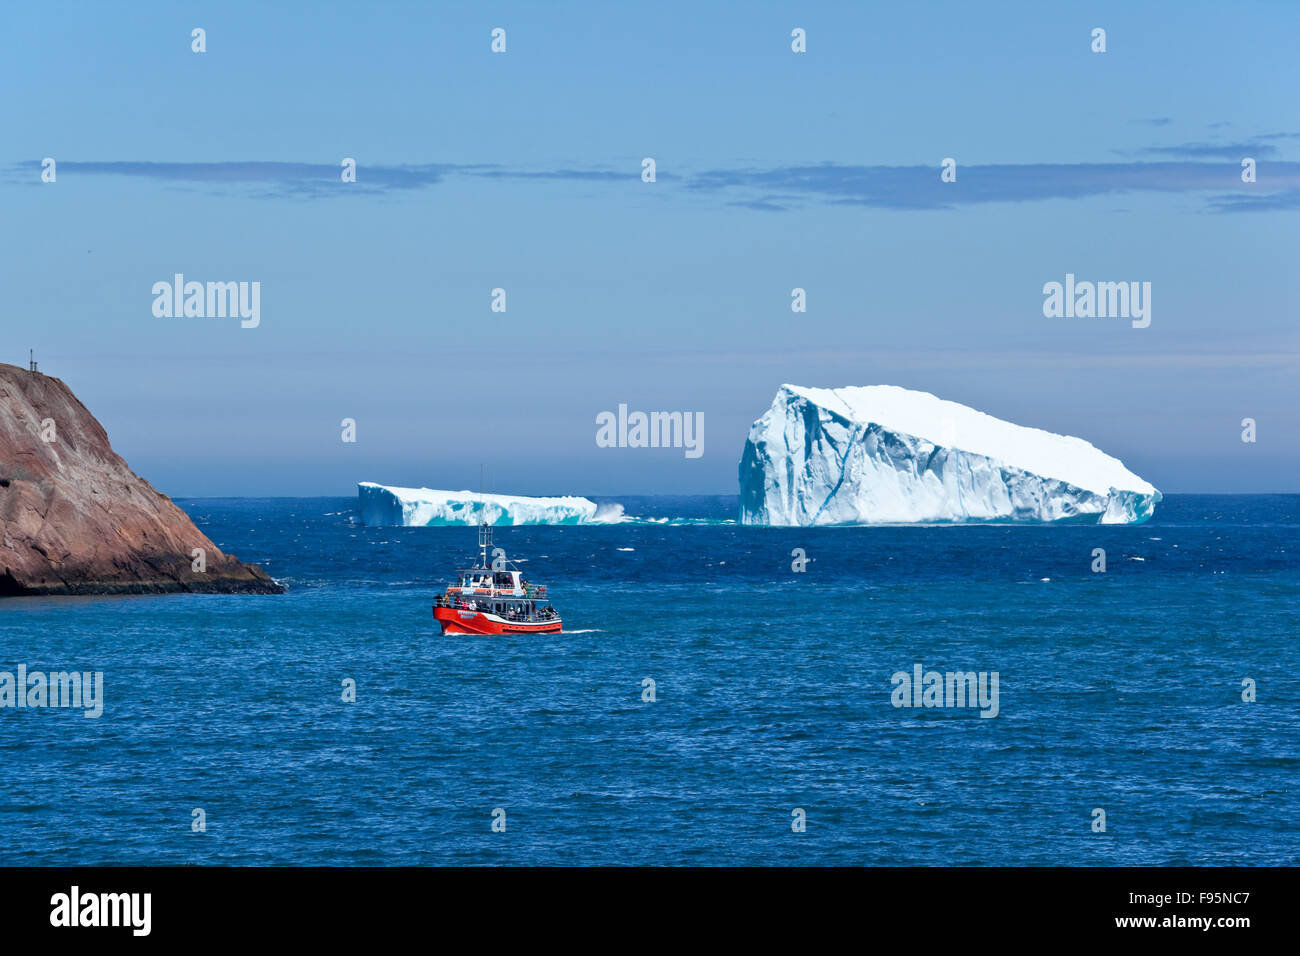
left=0, top=363, right=283, bottom=596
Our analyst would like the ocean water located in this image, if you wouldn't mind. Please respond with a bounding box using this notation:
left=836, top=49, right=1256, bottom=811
left=1, top=494, right=1296, bottom=866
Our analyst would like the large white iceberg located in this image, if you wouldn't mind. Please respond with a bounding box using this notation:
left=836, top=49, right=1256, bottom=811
left=358, top=482, right=624, bottom=526
left=739, top=385, right=1160, bottom=525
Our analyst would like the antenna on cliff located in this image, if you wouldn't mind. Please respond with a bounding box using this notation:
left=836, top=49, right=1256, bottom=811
left=28, top=350, right=38, bottom=373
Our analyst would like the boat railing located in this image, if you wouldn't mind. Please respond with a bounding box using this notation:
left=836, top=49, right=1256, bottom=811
left=436, top=585, right=549, bottom=606
left=434, top=593, right=561, bottom=620
left=446, top=584, right=548, bottom=598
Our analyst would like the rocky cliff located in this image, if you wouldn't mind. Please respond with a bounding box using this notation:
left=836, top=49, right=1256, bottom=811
left=0, top=363, right=282, bottom=595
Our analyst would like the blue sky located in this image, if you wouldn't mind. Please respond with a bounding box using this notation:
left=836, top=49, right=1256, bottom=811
left=2, top=0, right=1297, bottom=495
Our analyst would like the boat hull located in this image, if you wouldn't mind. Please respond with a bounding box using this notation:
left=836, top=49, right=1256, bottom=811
left=434, top=606, right=562, bottom=635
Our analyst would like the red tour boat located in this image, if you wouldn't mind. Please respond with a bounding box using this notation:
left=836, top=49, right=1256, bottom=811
left=432, top=519, right=562, bottom=635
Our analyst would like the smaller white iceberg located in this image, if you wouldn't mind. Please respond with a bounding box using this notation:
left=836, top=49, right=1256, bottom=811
left=358, top=482, right=624, bottom=526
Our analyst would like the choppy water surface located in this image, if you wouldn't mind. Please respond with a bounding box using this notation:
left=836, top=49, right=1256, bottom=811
left=1, top=495, right=1296, bottom=865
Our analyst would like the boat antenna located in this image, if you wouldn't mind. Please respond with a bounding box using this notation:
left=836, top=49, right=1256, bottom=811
left=477, top=464, right=492, bottom=568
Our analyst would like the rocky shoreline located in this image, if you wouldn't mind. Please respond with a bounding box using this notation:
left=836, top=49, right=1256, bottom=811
left=0, top=363, right=283, bottom=596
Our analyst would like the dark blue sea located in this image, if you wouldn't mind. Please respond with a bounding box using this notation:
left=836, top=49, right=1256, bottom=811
left=2, top=495, right=1296, bottom=866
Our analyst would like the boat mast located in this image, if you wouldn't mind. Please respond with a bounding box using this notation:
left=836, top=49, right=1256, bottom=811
left=477, top=464, right=492, bottom=569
